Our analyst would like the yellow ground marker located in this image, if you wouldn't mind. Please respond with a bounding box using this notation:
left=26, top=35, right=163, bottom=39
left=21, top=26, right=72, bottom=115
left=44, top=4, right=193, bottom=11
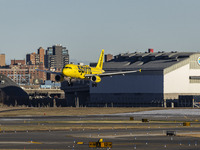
left=183, top=122, right=191, bottom=126
left=77, top=142, right=84, bottom=144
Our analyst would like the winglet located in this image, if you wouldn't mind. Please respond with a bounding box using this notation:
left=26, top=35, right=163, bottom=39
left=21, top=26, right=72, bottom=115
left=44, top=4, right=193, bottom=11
left=96, top=49, right=104, bottom=69
left=139, top=69, right=141, bottom=72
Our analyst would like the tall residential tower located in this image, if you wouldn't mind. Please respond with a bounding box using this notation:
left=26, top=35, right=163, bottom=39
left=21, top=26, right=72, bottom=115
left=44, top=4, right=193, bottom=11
left=45, top=44, right=69, bottom=69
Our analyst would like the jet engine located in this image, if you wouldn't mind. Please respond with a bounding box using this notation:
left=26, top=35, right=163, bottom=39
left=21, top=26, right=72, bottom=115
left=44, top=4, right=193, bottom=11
left=91, top=75, right=101, bottom=83
left=55, top=75, right=64, bottom=82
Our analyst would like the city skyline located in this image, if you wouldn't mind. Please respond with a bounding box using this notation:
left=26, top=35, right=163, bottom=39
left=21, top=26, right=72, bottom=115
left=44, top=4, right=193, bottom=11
left=2, top=44, right=88, bottom=65
left=1, top=0, right=200, bottom=64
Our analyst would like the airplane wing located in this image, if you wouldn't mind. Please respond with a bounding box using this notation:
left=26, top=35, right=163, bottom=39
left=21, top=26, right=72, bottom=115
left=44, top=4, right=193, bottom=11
left=85, top=69, right=141, bottom=77
left=35, top=69, right=62, bottom=75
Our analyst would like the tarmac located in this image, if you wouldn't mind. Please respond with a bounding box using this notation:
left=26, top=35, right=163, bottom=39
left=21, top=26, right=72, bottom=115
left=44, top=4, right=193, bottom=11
left=0, top=109, right=200, bottom=149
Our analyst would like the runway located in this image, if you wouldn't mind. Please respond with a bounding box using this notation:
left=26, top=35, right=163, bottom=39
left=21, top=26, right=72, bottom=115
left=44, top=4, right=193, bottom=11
left=0, top=130, right=200, bottom=149
left=0, top=109, right=200, bottom=149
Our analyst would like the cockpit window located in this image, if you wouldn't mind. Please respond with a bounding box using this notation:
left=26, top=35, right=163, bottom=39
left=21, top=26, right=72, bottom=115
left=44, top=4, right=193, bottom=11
left=65, top=67, right=72, bottom=69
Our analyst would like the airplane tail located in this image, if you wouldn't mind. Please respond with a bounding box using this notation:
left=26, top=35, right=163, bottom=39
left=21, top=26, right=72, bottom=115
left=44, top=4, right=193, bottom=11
left=96, top=49, right=104, bottom=69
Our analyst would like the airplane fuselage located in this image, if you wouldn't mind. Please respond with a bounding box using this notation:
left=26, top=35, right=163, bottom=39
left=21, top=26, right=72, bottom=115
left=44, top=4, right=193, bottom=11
left=62, top=64, right=105, bottom=80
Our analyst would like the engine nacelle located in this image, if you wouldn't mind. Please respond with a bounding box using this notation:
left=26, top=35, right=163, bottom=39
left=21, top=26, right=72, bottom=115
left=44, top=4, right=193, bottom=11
left=91, top=75, right=101, bottom=83
left=55, top=75, right=64, bottom=82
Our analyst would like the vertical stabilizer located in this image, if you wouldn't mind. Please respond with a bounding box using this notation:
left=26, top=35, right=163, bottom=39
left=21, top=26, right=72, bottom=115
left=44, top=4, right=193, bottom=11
left=96, top=49, right=104, bottom=69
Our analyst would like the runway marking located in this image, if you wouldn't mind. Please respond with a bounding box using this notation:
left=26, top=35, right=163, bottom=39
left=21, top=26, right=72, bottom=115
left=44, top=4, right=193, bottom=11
left=87, top=133, right=164, bottom=139
left=0, top=119, right=32, bottom=121
left=0, top=142, right=31, bottom=144
left=28, top=141, right=42, bottom=144
left=114, top=143, right=136, bottom=146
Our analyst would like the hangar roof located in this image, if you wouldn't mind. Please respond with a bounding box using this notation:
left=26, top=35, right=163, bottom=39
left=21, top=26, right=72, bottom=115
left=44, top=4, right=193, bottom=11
left=103, top=52, right=196, bottom=71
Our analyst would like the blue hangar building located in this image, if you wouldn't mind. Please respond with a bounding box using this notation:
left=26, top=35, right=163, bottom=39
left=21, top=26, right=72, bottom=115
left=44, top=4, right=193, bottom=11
left=62, top=50, right=200, bottom=107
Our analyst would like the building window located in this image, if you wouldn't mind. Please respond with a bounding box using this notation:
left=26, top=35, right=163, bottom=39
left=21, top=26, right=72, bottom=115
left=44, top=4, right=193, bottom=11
left=62, top=49, right=68, bottom=54
left=189, top=76, right=200, bottom=83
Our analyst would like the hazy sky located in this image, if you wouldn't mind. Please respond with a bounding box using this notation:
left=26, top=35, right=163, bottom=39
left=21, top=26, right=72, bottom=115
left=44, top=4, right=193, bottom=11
left=1, top=0, right=200, bottom=64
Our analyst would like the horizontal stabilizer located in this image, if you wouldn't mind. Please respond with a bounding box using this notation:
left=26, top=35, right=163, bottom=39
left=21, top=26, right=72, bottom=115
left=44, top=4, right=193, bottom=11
left=35, top=69, right=62, bottom=75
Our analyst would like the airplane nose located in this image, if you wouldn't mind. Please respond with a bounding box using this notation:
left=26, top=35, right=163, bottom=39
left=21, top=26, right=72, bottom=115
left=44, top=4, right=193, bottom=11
left=62, top=68, right=68, bottom=75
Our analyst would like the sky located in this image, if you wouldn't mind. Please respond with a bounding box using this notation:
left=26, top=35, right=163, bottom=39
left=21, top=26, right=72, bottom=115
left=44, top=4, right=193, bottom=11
left=1, top=0, right=200, bottom=64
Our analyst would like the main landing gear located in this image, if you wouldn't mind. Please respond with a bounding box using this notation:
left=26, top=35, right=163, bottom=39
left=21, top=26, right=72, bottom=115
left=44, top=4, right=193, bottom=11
left=67, top=79, right=73, bottom=86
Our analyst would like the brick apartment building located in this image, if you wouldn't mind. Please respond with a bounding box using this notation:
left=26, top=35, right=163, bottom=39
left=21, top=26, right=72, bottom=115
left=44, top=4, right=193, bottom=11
left=11, top=59, right=26, bottom=65
left=26, top=47, right=45, bottom=65
left=0, top=64, right=46, bottom=84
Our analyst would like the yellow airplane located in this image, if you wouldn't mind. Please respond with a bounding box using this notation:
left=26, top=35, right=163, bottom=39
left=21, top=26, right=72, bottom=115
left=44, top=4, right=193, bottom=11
left=36, top=49, right=141, bottom=87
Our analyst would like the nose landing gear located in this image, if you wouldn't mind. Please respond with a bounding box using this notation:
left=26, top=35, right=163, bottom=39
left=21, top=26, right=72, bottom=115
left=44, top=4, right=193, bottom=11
left=67, top=79, right=73, bottom=86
